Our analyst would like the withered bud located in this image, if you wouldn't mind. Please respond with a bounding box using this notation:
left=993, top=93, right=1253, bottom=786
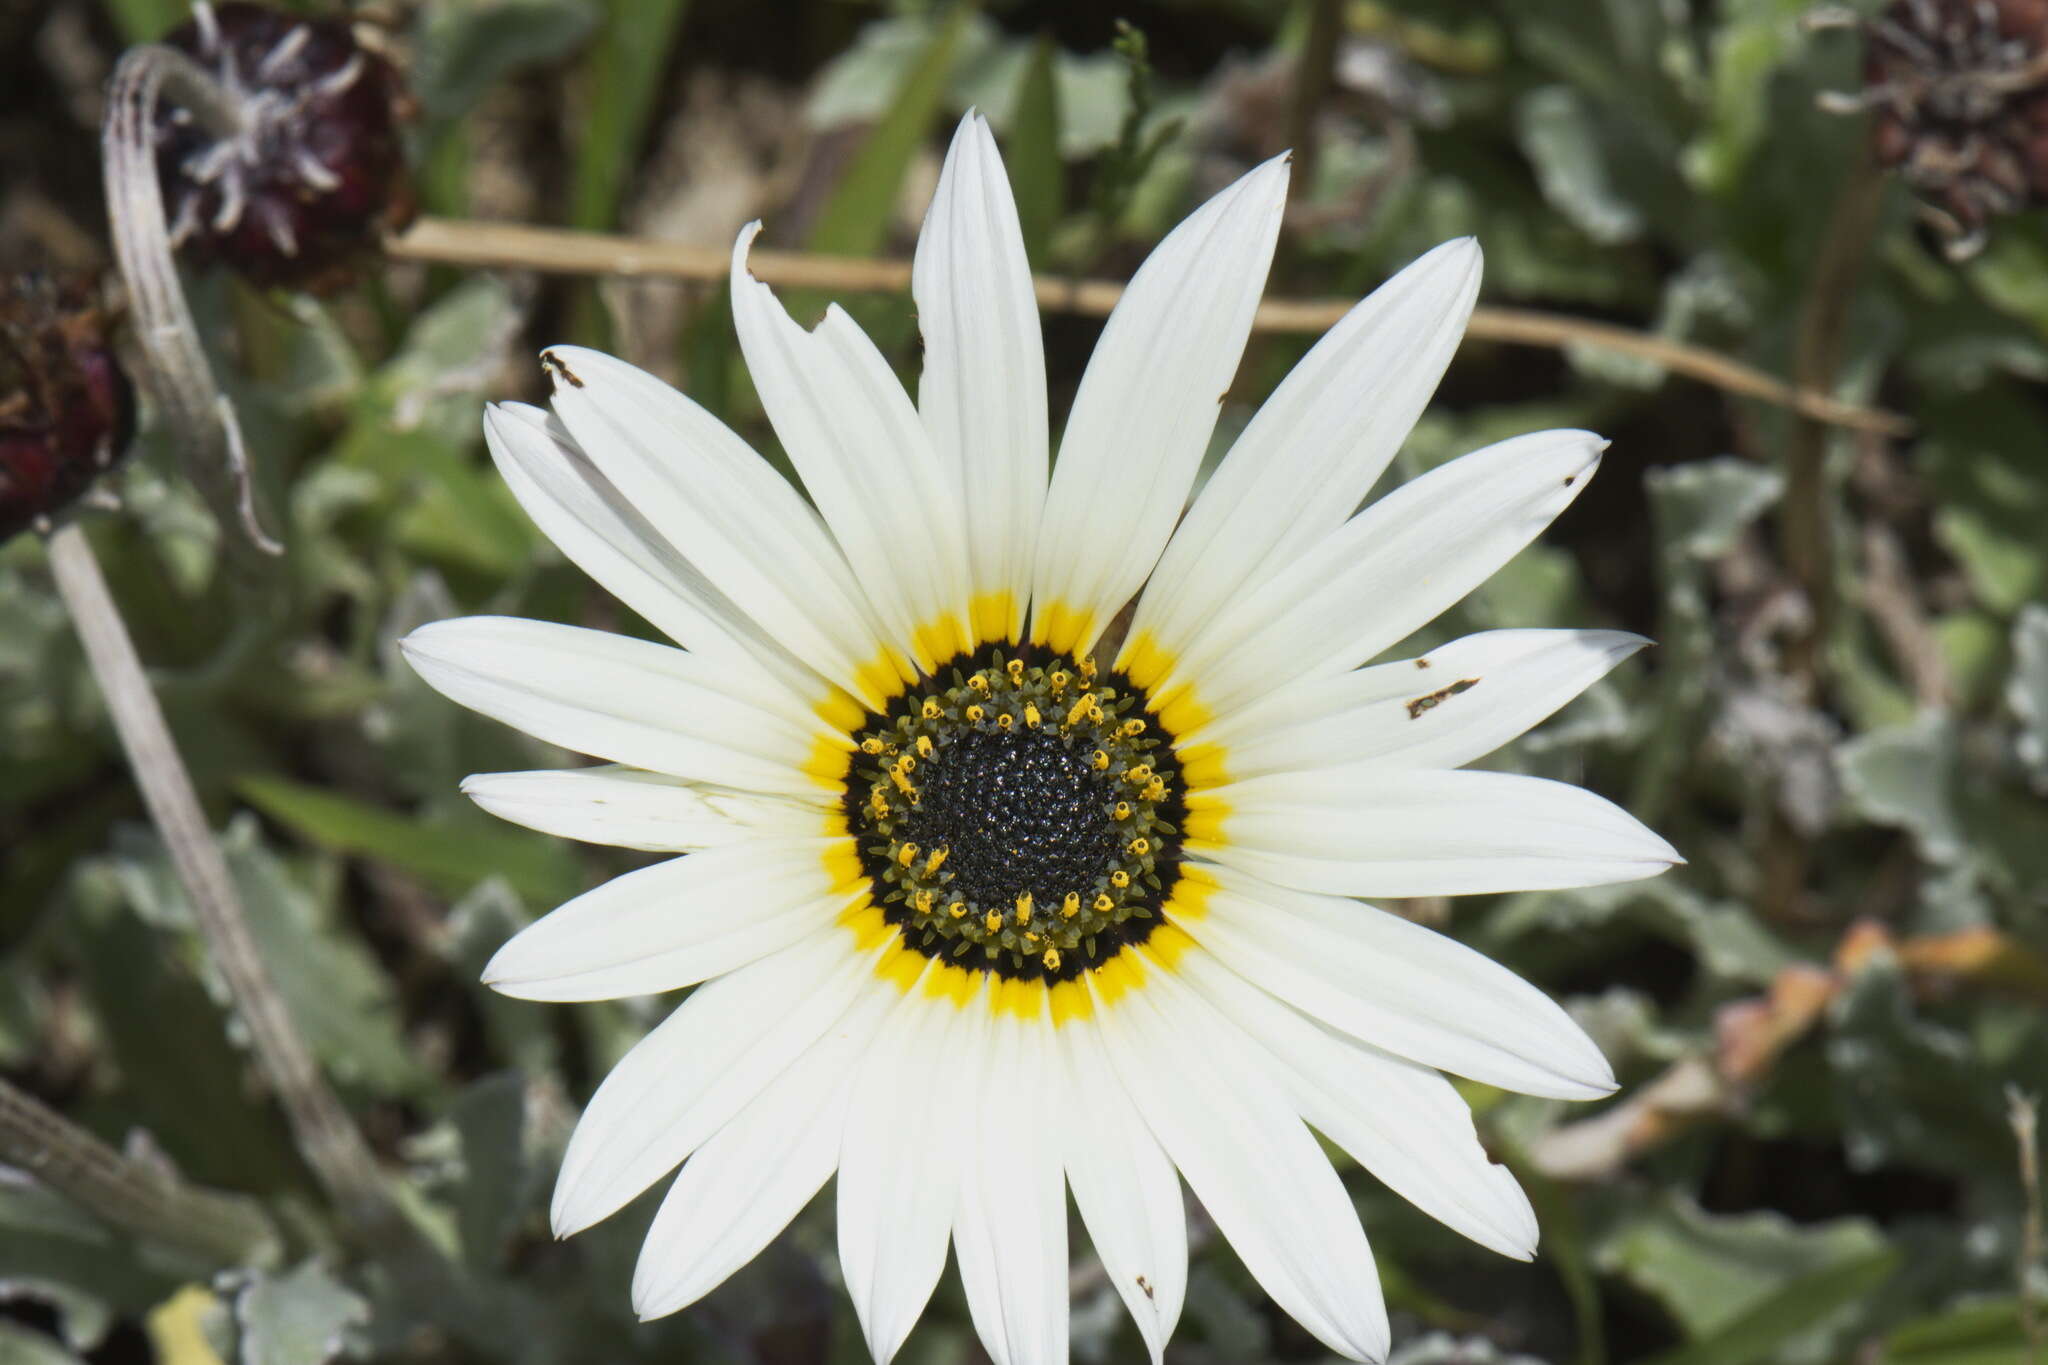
left=0, top=274, right=136, bottom=544
left=1826, top=0, right=2048, bottom=258
left=154, top=2, right=414, bottom=294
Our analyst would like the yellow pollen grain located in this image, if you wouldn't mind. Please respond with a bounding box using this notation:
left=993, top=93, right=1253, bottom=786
left=923, top=847, right=948, bottom=875
left=1091, top=749, right=1110, bottom=771
left=997, top=713, right=1015, bottom=730
left=1007, top=659, right=1025, bottom=685
left=1110, top=870, right=1130, bottom=888
left=921, top=697, right=943, bottom=720
left=1042, top=948, right=1061, bottom=971
left=860, top=737, right=886, bottom=755
left=1024, top=702, right=1041, bottom=727
left=1129, top=837, right=1150, bottom=855
left=965, top=704, right=985, bottom=722
left=1126, top=764, right=1152, bottom=782
left=1014, top=892, right=1033, bottom=924
left=916, top=735, right=934, bottom=758
left=949, top=901, right=967, bottom=919
left=1120, top=718, right=1146, bottom=737
left=1061, top=892, right=1080, bottom=918
left=1093, top=892, right=1114, bottom=912
left=968, top=673, right=991, bottom=694
left=913, top=889, right=934, bottom=913
left=1050, top=670, right=1069, bottom=690
left=1113, top=801, right=1132, bottom=821
left=984, top=910, right=1004, bottom=934
left=1066, top=698, right=1095, bottom=730
left=896, top=843, right=919, bottom=868
left=890, top=767, right=915, bottom=797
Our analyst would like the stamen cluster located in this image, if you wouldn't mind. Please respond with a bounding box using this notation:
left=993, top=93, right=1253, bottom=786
left=848, top=651, right=1182, bottom=982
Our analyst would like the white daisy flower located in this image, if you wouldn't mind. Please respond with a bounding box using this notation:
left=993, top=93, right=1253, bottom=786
left=403, top=113, right=1680, bottom=1365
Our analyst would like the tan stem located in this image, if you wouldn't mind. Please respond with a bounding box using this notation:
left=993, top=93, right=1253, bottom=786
left=45, top=522, right=396, bottom=1240
left=0, top=1074, right=277, bottom=1269
left=385, top=217, right=1913, bottom=438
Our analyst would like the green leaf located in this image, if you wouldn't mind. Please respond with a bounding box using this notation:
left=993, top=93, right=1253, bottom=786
left=225, top=1262, right=369, bottom=1365
left=2009, top=604, right=2048, bottom=792
left=0, top=1178, right=182, bottom=1352
left=1006, top=38, right=1063, bottom=267
left=220, top=820, right=427, bottom=1097
left=1885, top=1298, right=2036, bottom=1365
left=0, top=1321, right=89, bottom=1365
left=1516, top=85, right=1645, bottom=246
left=448, top=1072, right=537, bottom=1271
left=1636, top=1247, right=1900, bottom=1365
left=1646, top=457, right=1785, bottom=562
left=101, top=0, right=188, bottom=41
left=412, top=0, right=598, bottom=128
left=807, top=6, right=973, bottom=257
left=1597, top=1193, right=1888, bottom=1344
left=570, top=0, right=692, bottom=230
left=1836, top=711, right=1966, bottom=866
left=236, top=776, right=582, bottom=907
left=1827, top=958, right=2019, bottom=1176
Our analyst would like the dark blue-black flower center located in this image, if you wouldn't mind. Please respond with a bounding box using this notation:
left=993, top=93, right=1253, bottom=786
left=843, top=647, right=1186, bottom=983
left=894, top=726, right=1118, bottom=910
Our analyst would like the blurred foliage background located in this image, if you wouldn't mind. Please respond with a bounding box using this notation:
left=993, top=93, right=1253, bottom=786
left=3, top=0, right=2047, bottom=1362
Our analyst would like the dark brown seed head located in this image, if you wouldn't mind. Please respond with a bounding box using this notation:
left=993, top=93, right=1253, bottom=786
left=0, top=273, right=135, bottom=544
left=155, top=2, right=414, bottom=293
left=1855, top=0, right=2048, bottom=256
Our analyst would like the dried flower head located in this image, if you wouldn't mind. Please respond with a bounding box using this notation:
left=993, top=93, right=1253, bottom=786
left=154, top=2, right=414, bottom=294
left=1818, top=0, right=2048, bottom=258
left=0, top=273, right=135, bottom=544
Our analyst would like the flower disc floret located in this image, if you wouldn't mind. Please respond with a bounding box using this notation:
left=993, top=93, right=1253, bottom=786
left=845, top=648, right=1184, bottom=982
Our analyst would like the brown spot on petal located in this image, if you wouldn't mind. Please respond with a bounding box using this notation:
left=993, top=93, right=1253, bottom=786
left=1406, top=677, right=1479, bottom=720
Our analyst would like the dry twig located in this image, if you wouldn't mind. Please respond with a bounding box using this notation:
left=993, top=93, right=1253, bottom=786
left=45, top=523, right=397, bottom=1240
left=386, top=217, right=1913, bottom=438
left=0, top=1073, right=277, bottom=1268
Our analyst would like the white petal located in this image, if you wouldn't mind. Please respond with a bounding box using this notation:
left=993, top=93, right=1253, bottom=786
left=401, top=616, right=843, bottom=799
left=631, top=986, right=888, bottom=1319
left=1182, top=629, right=1649, bottom=779
left=1190, top=767, right=1681, bottom=897
left=1128, top=239, right=1481, bottom=665
left=538, top=346, right=898, bottom=710
left=1095, top=958, right=1390, bottom=1363
left=1174, top=948, right=1537, bottom=1260
left=463, top=766, right=828, bottom=851
left=915, top=113, right=1047, bottom=644
left=731, top=223, right=974, bottom=668
left=953, top=998, right=1068, bottom=1365
left=550, top=933, right=876, bottom=1236
left=839, top=980, right=980, bottom=1364
left=483, top=402, right=817, bottom=694
left=1147, top=430, right=1604, bottom=729
left=1178, top=863, right=1616, bottom=1099
left=1029, top=156, right=1290, bottom=658
left=1059, top=1021, right=1186, bottom=1364
left=480, top=838, right=855, bottom=1001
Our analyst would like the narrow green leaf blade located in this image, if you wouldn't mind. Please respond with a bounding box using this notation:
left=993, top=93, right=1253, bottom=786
left=1007, top=36, right=1063, bottom=268
left=570, top=0, right=692, bottom=230
left=236, top=776, right=580, bottom=907
left=807, top=5, right=972, bottom=257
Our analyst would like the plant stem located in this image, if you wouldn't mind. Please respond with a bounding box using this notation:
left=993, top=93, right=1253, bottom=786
left=0, top=1074, right=277, bottom=1269
left=385, top=216, right=1912, bottom=437
left=44, top=522, right=397, bottom=1241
